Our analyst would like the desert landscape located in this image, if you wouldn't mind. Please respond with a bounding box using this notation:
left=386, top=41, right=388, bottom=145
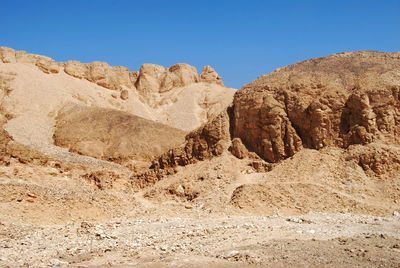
left=0, top=47, right=400, bottom=267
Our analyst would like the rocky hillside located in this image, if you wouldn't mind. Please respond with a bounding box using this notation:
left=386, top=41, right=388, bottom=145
left=143, top=51, right=400, bottom=216
left=0, top=48, right=399, bottom=220
left=155, top=51, right=400, bottom=169
left=0, top=47, right=235, bottom=167
left=235, top=51, right=400, bottom=163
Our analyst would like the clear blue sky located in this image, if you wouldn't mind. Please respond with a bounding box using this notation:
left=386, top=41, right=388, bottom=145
left=1, top=0, right=399, bottom=88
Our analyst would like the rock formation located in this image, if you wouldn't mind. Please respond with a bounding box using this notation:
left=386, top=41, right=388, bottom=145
left=154, top=109, right=231, bottom=169
left=64, top=60, right=134, bottom=91
left=145, top=51, right=400, bottom=186
left=233, top=51, right=400, bottom=163
left=200, top=65, right=224, bottom=86
left=134, top=63, right=200, bottom=106
left=230, top=138, right=249, bottom=159
left=0, top=47, right=229, bottom=112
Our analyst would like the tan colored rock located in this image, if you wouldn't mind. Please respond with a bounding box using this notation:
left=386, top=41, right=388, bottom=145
left=134, top=64, right=166, bottom=98
left=154, top=109, right=231, bottom=169
left=235, top=51, right=400, bottom=163
left=230, top=138, right=248, bottom=159
left=129, top=71, right=139, bottom=85
left=233, top=92, right=302, bottom=163
left=64, top=60, right=133, bottom=90
left=64, top=60, right=88, bottom=79
left=132, top=109, right=232, bottom=188
left=53, top=105, right=186, bottom=164
left=15, top=51, right=53, bottom=65
left=36, top=59, right=60, bottom=74
left=0, top=47, right=16, bottom=63
left=159, top=63, right=199, bottom=92
left=200, top=65, right=224, bottom=86
left=135, top=63, right=200, bottom=105
left=120, top=89, right=129, bottom=100
left=345, top=143, right=400, bottom=176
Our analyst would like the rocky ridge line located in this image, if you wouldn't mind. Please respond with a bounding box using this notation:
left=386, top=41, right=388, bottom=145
left=0, top=47, right=225, bottom=106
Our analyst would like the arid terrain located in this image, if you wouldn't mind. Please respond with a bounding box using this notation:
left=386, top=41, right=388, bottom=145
left=0, top=47, right=399, bottom=267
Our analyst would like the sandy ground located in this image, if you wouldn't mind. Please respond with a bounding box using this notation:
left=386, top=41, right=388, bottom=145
left=0, top=213, right=399, bottom=267
left=0, top=154, right=400, bottom=267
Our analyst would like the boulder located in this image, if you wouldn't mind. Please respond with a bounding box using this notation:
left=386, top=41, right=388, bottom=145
left=230, top=138, right=249, bottom=159
left=120, top=89, right=129, bottom=100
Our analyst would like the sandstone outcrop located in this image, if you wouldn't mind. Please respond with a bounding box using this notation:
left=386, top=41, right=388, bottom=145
left=36, top=59, right=60, bottom=74
left=230, top=138, right=249, bottom=159
left=154, top=109, right=231, bottom=169
left=132, top=109, right=231, bottom=188
left=140, top=51, right=400, bottom=184
left=200, top=65, right=224, bottom=86
left=0, top=47, right=16, bottom=63
left=64, top=60, right=134, bottom=90
left=0, top=47, right=60, bottom=74
left=233, top=51, right=400, bottom=163
left=134, top=63, right=200, bottom=105
left=233, top=92, right=303, bottom=162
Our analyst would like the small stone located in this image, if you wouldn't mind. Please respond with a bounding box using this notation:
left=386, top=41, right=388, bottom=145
left=120, top=89, right=129, bottom=100
left=49, top=259, right=69, bottom=266
left=80, top=221, right=93, bottom=228
left=225, top=250, right=240, bottom=258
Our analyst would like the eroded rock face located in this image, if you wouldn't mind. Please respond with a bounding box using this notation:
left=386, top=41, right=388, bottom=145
left=153, top=109, right=231, bottom=169
left=132, top=109, right=231, bottom=188
left=160, top=63, right=199, bottom=92
left=64, top=61, right=133, bottom=90
left=345, top=143, right=400, bottom=177
left=233, top=92, right=302, bottom=162
left=200, top=65, right=224, bottom=86
left=230, top=138, right=248, bottom=159
left=135, top=63, right=200, bottom=105
left=36, top=59, right=60, bottom=74
left=0, top=47, right=60, bottom=74
left=0, top=47, right=16, bottom=63
left=234, top=51, right=400, bottom=163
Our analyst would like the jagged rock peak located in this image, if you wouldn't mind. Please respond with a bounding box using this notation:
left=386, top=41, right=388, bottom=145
left=200, top=65, right=224, bottom=86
